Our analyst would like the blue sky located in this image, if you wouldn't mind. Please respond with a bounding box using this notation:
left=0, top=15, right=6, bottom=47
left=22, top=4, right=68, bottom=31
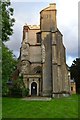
left=5, top=0, right=79, bottom=66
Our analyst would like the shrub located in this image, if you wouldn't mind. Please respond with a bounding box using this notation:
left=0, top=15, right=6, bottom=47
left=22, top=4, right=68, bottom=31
left=10, top=84, right=22, bottom=97
left=2, top=84, right=9, bottom=97
left=22, top=88, right=29, bottom=97
left=9, top=75, right=29, bottom=98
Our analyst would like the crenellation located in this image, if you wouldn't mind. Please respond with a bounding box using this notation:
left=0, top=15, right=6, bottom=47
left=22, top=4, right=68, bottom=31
left=28, top=25, right=40, bottom=29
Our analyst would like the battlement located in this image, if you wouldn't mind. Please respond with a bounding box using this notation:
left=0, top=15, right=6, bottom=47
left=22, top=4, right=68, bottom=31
left=29, top=25, right=40, bottom=29
left=24, top=24, right=40, bottom=30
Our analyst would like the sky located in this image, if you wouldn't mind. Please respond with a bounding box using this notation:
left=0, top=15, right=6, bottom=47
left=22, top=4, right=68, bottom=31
left=5, top=0, right=79, bottom=66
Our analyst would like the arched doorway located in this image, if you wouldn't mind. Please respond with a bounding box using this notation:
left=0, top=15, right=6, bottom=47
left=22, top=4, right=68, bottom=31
left=31, top=82, right=37, bottom=96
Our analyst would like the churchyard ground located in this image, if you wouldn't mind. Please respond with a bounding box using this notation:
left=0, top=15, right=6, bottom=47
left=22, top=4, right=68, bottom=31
left=2, top=94, right=79, bottom=118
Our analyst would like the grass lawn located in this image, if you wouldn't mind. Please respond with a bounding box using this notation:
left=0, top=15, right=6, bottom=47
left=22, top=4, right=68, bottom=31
left=2, top=95, right=79, bottom=118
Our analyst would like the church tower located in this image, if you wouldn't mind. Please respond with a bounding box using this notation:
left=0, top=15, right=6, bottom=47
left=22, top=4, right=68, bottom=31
left=40, top=3, right=56, bottom=96
left=19, top=3, right=70, bottom=98
left=40, top=3, right=70, bottom=97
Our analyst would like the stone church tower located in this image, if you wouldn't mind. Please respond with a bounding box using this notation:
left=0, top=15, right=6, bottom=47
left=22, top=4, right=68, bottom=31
left=19, top=3, right=70, bottom=97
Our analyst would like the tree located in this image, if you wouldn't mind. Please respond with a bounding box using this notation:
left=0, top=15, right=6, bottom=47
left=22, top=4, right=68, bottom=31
left=2, top=0, right=15, bottom=42
left=2, top=44, right=17, bottom=80
left=10, top=75, right=29, bottom=97
left=70, top=58, right=80, bottom=94
left=1, top=0, right=16, bottom=96
left=2, top=44, right=18, bottom=96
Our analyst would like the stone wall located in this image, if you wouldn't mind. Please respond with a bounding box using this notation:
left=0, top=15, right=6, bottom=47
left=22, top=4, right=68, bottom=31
left=29, top=46, right=41, bottom=63
left=19, top=3, right=70, bottom=97
left=40, top=3, right=57, bottom=32
left=41, top=32, right=52, bottom=96
left=28, top=29, right=40, bottom=45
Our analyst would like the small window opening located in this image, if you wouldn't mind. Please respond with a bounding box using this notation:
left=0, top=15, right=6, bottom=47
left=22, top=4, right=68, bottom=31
left=71, top=87, right=73, bottom=91
left=36, top=32, right=41, bottom=43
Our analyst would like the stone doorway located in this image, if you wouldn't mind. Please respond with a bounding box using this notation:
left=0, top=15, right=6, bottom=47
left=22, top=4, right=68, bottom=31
left=31, top=82, right=37, bottom=96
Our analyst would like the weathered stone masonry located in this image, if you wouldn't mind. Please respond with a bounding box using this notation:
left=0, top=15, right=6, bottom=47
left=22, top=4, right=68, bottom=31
left=19, top=3, right=70, bottom=97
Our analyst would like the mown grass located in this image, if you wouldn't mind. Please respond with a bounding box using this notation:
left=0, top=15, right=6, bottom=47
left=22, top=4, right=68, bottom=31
left=2, top=95, right=79, bottom=118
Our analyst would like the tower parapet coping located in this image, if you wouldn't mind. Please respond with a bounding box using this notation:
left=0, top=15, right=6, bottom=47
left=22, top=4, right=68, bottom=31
left=28, top=25, right=40, bottom=29
left=40, top=3, right=56, bottom=13
left=49, top=3, right=56, bottom=9
left=23, top=24, right=40, bottom=30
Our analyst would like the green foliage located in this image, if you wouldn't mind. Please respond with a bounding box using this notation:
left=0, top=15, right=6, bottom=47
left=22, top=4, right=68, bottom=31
left=70, top=58, right=80, bottom=94
left=2, top=0, right=15, bottom=41
left=1, top=0, right=17, bottom=97
left=2, top=44, right=17, bottom=96
left=2, top=44, right=17, bottom=80
left=2, top=82, right=9, bottom=96
left=70, top=58, right=80, bottom=80
left=10, top=75, right=29, bottom=97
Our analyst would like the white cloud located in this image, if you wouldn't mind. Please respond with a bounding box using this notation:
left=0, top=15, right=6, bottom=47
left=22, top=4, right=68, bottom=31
left=66, top=56, right=76, bottom=67
left=56, top=0, right=78, bottom=60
